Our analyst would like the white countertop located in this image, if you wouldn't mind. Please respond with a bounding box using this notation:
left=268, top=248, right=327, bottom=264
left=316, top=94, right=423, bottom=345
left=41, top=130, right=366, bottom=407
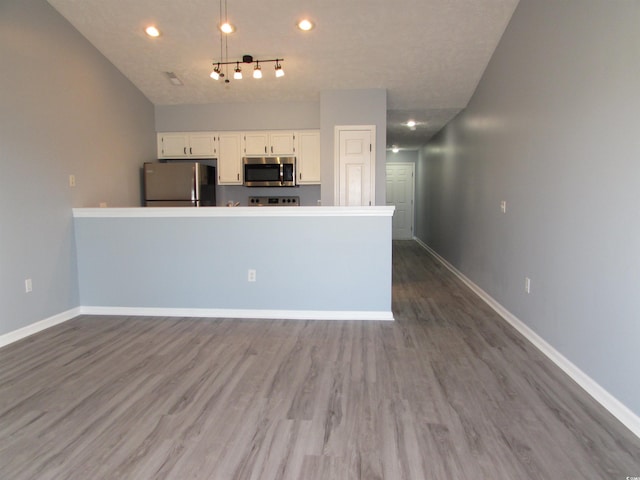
left=73, top=206, right=395, bottom=218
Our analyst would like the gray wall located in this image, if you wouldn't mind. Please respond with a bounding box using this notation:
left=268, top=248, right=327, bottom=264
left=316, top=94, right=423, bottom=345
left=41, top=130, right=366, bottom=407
left=0, top=0, right=156, bottom=335
left=385, top=149, right=419, bottom=165
left=417, top=0, right=640, bottom=415
left=320, top=89, right=388, bottom=206
left=155, top=102, right=320, bottom=132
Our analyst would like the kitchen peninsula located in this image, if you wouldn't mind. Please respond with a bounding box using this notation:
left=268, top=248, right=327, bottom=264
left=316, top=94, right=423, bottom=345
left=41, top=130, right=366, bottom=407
left=73, top=206, right=394, bottom=321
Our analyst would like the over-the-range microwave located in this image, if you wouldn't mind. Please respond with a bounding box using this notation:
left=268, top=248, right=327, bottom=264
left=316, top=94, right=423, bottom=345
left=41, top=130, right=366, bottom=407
left=243, top=157, right=296, bottom=187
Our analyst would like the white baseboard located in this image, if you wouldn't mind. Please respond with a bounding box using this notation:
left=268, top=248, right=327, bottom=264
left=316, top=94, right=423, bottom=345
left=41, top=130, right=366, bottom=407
left=79, top=306, right=394, bottom=322
left=0, top=306, right=393, bottom=351
left=413, top=237, right=640, bottom=439
left=0, top=307, right=81, bottom=349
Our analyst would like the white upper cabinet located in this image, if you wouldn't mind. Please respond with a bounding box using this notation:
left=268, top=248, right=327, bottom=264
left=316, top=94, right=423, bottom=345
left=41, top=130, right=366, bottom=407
left=268, top=131, right=296, bottom=155
left=158, top=132, right=217, bottom=158
left=188, top=133, right=217, bottom=157
left=242, top=132, right=269, bottom=156
left=243, top=131, right=296, bottom=156
left=158, top=133, right=189, bottom=157
left=297, top=130, right=321, bottom=185
left=217, top=132, right=243, bottom=185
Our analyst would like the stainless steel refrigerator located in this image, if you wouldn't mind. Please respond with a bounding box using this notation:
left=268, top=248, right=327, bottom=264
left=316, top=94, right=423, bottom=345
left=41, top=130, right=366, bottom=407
left=143, top=162, right=216, bottom=207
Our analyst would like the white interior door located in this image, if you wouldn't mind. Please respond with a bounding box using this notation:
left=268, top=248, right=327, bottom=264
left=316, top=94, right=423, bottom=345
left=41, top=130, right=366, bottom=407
left=334, top=126, right=375, bottom=206
left=386, top=162, right=415, bottom=240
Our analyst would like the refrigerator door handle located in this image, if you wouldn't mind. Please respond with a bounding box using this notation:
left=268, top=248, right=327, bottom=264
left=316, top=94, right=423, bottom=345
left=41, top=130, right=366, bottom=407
left=193, top=164, right=199, bottom=203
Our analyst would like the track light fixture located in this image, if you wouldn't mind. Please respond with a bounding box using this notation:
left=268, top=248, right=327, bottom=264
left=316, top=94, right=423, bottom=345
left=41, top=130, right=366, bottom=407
left=210, top=55, right=284, bottom=82
left=211, top=0, right=285, bottom=84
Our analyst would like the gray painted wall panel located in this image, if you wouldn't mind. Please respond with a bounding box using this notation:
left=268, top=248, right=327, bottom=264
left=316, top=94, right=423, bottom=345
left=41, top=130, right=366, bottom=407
left=320, top=89, right=387, bottom=206
left=75, top=215, right=392, bottom=312
left=155, top=102, right=320, bottom=132
left=417, top=0, right=640, bottom=415
left=0, top=0, right=155, bottom=335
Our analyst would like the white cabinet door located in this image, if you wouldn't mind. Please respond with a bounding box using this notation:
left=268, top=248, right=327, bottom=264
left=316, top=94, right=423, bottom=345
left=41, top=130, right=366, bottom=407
left=297, top=130, right=320, bottom=185
left=243, top=132, right=269, bottom=156
left=218, top=132, right=243, bottom=184
left=189, top=133, right=217, bottom=157
left=158, top=132, right=217, bottom=158
left=243, top=131, right=296, bottom=156
left=158, top=133, right=190, bottom=157
left=269, top=131, right=296, bottom=155
left=335, top=126, right=375, bottom=206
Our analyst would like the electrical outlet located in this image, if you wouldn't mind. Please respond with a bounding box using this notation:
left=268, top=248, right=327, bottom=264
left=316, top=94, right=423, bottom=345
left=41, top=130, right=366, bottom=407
left=69, top=174, right=76, bottom=187
left=25, top=278, right=32, bottom=293
left=248, top=269, right=256, bottom=282
left=500, top=200, right=507, bottom=213
left=525, top=277, right=531, bottom=294
left=99, top=202, right=108, bottom=208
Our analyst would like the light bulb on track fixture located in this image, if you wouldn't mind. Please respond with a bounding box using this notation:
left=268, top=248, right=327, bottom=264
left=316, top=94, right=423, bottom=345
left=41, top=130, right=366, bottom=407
left=253, top=62, right=262, bottom=79
left=233, top=63, right=242, bottom=79
left=275, top=61, right=285, bottom=77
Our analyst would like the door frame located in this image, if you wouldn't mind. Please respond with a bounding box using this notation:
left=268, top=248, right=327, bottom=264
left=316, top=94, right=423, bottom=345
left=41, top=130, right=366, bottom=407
left=333, top=125, right=376, bottom=206
left=386, top=161, right=415, bottom=240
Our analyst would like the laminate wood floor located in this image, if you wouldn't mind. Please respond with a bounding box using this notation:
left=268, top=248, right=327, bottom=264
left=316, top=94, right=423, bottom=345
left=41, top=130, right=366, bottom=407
left=1, top=241, right=639, bottom=479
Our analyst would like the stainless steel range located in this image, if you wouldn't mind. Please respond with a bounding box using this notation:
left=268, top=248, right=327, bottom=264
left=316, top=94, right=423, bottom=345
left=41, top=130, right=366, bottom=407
left=248, top=196, right=300, bottom=206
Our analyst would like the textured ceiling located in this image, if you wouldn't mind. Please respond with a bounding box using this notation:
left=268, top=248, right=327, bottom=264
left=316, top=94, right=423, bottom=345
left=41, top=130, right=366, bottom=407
left=47, top=0, right=518, bottom=149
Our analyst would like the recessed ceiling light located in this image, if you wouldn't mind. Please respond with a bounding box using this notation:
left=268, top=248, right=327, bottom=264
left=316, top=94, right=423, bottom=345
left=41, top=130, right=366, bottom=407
left=406, top=120, right=417, bottom=128
left=220, top=22, right=235, bottom=34
left=145, top=25, right=160, bottom=37
left=297, top=19, right=314, bottom=31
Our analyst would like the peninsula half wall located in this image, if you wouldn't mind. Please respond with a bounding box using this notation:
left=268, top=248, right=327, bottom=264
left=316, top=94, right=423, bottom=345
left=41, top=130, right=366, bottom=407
left=73, top=206, right=394, bottom=321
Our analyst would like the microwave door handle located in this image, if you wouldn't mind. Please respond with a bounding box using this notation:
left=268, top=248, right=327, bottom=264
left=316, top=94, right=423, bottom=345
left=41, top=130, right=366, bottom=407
left=279, top=164, right=284, bottom=186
